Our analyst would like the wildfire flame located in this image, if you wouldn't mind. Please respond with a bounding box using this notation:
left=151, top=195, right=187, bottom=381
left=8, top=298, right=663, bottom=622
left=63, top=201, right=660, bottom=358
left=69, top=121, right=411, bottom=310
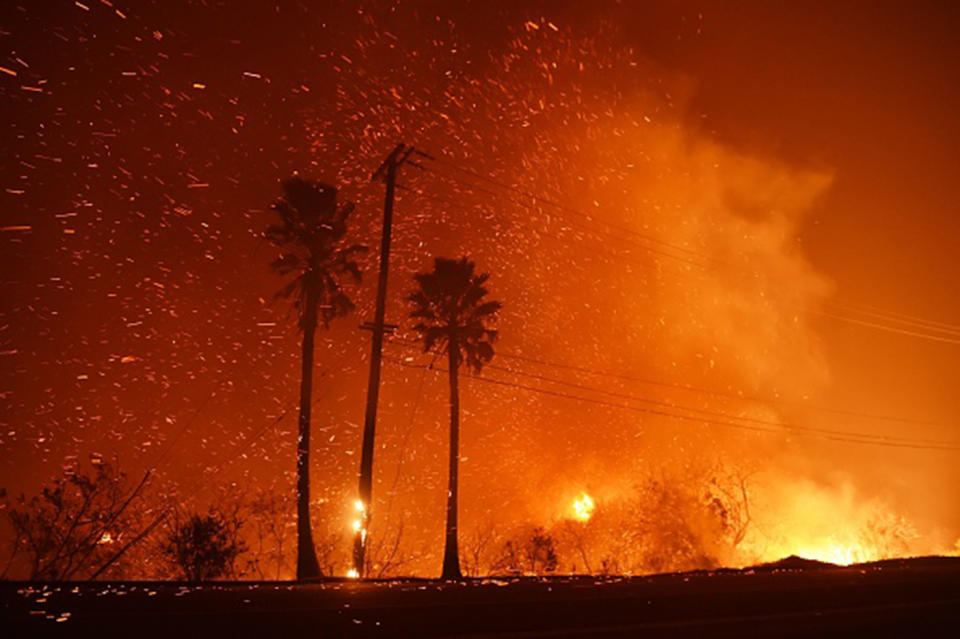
left=572, top=493, right=595, bottom=522
left=795, top=543, right=861, bottom=566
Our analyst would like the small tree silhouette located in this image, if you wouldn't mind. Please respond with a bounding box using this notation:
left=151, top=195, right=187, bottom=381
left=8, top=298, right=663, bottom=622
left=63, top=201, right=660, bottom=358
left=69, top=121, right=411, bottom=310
left=408, top=256, right=501, bottom=580
left=491, top=528, right=558, bottom=575
left=162, top=507, right=246, bottom=581
left=266, top=177, right=366, bottom=579
left=2, top=456, right=156, bottom=580
left=526, top=527, right=559, bottom=574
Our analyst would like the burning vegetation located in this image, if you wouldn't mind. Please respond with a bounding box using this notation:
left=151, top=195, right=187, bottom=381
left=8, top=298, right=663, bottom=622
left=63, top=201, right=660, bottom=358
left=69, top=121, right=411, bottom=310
left=1, top=2, right=958, bottom=583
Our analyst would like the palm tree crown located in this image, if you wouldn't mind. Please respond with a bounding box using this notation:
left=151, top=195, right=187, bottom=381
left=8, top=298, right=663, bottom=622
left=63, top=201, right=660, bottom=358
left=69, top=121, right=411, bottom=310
left=267, top=177, right=366, bottom=329
left=407, top=256, right=501, bottom=370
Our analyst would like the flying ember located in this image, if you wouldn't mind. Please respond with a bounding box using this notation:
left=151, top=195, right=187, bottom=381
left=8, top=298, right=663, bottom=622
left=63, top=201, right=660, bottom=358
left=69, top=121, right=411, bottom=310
left=1, top=6, right=959, bottom=634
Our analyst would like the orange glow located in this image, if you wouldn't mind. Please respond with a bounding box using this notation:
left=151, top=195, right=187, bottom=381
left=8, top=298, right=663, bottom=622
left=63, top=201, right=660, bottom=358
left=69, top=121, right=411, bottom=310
left=2, top=2, right=958, bottom=583
left=571, top=494, right=595, bottom=522
left=794, top=543, right=861, bottom=566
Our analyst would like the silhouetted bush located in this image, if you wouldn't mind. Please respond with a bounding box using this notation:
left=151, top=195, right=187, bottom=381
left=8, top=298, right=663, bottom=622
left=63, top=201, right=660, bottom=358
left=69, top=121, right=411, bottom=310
left=162, top=507, right=246, bottom=581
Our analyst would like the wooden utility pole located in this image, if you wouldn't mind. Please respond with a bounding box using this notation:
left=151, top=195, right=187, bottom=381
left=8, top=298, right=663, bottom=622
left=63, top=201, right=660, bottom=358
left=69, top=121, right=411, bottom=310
left=354, top=143, right=415, bottom=576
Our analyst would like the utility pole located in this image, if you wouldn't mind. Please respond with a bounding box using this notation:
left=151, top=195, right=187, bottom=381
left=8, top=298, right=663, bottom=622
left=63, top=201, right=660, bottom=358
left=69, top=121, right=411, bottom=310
left=354, top=143, right=416, bottom=576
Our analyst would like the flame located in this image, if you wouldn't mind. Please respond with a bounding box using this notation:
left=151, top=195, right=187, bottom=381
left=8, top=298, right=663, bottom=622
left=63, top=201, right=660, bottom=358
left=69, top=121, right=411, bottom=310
left=351, top=499, right=367, bottom=542
left=352, top=520, right=368, bottom=542
left=571, top=493, right=595, bottom=522
left=346, top=569, right=359, bottom=579
left=794, top=542, right=863, bottom=566
left=743, top=479, right=927, bottom=568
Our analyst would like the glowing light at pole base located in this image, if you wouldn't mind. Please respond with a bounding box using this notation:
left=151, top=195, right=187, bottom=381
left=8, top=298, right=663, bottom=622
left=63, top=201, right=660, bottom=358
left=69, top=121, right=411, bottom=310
left=346, top=569, right=359, bottom=579
left=352, top=499, right=368, bottom=546
left=352, top=519, right=368, bottom=542
left=572, top=493, right=595, bottom=522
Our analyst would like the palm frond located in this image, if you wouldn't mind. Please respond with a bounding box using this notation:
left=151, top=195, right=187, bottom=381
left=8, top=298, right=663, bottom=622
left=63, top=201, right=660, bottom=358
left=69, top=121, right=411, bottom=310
left=407, top=255, right=502, bottom=374
left=269, top=253, right=302, bottom=276
left=265, top=178, right=366, bottom=332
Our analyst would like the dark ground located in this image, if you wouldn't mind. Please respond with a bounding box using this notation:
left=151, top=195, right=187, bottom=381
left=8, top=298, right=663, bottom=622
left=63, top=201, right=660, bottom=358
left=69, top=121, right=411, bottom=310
left=3, top=556, right=959, bottom=638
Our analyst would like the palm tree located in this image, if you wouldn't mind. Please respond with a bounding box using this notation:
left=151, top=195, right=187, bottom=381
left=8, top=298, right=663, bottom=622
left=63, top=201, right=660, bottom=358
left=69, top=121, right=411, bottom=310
left=266, top=177, right=366, bottom=579
left=407, top=257, right=501, bottom=580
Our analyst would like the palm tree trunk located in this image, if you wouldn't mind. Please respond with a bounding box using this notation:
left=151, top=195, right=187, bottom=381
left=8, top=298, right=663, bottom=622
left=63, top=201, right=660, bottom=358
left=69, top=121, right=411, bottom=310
left=441, top=339, right=463, bottom=580
left=296, top=293, right=321, bottom=579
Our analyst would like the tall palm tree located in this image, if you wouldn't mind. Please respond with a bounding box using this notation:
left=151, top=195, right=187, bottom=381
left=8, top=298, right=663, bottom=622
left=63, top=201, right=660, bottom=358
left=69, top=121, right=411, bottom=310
left=407, top=257, right=501, bottom=580
left=266, top=177, right=366, bottom=579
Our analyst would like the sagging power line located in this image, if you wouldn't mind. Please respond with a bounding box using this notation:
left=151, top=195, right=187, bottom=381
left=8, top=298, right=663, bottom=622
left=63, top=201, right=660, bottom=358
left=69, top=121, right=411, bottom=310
left=382, top=355, right=960, bottom=452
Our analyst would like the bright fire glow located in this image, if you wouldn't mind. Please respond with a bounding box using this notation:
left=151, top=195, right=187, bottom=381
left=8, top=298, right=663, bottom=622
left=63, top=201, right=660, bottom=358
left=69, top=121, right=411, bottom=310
left=795, top=543, right=861, bottom=566
left=571, top=493, right=595, bottom=522
left=346, top=569, right=359, bottom=579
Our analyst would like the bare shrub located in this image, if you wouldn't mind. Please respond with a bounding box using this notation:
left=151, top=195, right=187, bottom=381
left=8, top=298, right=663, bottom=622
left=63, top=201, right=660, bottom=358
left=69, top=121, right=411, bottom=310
left=2, top=456, right=159, bottom=580
left=161, top=506, right=246, bottom=581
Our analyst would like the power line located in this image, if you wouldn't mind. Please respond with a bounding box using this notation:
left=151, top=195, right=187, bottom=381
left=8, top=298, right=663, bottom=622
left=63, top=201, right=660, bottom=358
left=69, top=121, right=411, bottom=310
left=810, top=309, right=960, bottom=345
left=481, top=360, right=957, bottom=445
left=827, top=300, right=960, bottom=336
left=386, top=335, right=952, bottom=431
left=482, top=361, right=960, bottom=447
left=383, top=356, right=960, bottom=452
left=386, top=342, right=959, bottom=447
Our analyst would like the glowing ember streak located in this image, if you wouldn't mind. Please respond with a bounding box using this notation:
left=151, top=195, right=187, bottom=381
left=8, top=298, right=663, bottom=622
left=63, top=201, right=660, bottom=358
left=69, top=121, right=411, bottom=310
left=571, top=493, right=595, bottom=522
